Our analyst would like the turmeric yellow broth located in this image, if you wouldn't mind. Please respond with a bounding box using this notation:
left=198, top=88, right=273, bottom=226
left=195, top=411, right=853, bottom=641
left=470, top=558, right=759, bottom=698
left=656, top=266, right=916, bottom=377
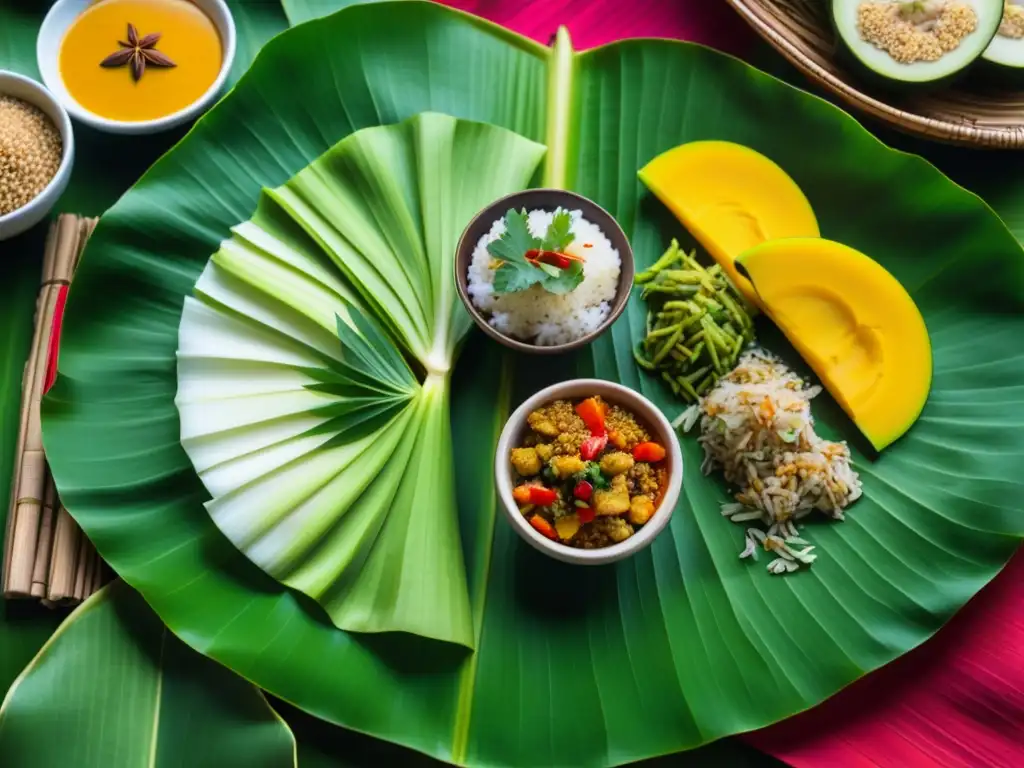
left=60, top=0, right=222, bottom=122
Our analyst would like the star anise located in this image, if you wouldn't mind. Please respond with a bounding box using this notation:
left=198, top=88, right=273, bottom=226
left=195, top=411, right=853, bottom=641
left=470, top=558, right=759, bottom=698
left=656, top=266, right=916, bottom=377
left=100, top=23, right=176, bottom=82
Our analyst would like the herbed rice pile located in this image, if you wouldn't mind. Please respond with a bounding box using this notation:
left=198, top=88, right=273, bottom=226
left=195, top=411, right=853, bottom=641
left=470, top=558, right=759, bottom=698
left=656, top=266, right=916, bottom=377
left=679, top=349, right=862, bottom=575
left=466, top=209, right=620, bottom=346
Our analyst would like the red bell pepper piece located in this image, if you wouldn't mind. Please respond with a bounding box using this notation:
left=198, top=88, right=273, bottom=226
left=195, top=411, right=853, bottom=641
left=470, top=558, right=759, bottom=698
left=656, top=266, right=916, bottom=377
left=632, top=442, right=667, bottom=463
left=579, top=434, right=608, bottom=461
left=512, top=485, right=533, bottom=506
left=529, top=514, right=559, bottom=541
left=573, top=481, right=593, bottom=502
left=528, top=486, right=558, bottom=506
left=575, top=397, right=607, bottom=436
left=577, top=506, right=595, bottom=524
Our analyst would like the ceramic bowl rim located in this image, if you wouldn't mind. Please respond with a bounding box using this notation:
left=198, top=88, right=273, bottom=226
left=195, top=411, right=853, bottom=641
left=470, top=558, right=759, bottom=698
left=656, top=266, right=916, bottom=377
left=494, top=378, right=682, bottom=565
left=35, top=0, right=237, bottom=135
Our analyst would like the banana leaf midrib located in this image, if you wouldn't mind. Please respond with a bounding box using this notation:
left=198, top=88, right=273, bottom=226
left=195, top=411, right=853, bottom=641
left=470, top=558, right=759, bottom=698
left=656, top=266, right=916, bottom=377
left=449, top=28, right=574, bottom=764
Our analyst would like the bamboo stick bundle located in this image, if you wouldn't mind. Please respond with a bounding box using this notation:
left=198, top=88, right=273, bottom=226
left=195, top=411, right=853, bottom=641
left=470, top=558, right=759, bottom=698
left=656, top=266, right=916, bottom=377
left=29, top=473, right=57, bottom=597
left=46, top=506, right=80, bottom=603
left=3, top=214, right=104, bottom=605
left=3, top=218, right=68, bottom=597
left=71, top=534, right=90, bottom=603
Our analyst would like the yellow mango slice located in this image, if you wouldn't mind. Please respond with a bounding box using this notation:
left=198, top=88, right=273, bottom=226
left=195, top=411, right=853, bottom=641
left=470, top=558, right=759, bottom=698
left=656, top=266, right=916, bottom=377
left=638, top=141, right=819, bottom=308
left=737, top=238, right=931, bottom=452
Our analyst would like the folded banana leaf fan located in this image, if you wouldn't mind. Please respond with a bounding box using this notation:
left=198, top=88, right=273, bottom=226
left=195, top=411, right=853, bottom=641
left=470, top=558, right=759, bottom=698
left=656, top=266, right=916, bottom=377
left=177, top=113, right=547, bottom=647
left=42, top=3, right=1024, bottom=765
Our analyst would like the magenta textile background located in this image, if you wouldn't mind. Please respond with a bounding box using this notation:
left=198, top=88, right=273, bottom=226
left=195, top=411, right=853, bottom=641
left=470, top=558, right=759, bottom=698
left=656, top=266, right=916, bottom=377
left=439, top=1, right=1024, bottom=766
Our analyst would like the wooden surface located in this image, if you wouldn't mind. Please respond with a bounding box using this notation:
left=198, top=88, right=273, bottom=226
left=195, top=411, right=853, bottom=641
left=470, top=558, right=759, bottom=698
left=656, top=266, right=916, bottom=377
left=727, top=0, right=1024, bottom=149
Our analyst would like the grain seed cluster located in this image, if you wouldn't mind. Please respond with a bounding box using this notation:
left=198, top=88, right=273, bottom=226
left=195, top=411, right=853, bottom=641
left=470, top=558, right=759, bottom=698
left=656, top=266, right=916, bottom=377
left=0, top=96, right=63, bottom=216
left=857, top=1, right=978, bottom=64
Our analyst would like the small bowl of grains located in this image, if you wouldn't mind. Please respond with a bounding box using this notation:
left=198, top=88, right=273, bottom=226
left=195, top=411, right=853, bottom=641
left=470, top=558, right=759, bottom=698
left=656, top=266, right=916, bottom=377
left=0, top=71, right=74, bottom=241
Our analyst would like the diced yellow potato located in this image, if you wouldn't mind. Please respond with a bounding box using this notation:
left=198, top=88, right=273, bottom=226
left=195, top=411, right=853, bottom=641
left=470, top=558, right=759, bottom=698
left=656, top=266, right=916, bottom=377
left=510, top=447, right=542, bottom=476
left=535, top=443, right=553, bottom=462
left=600, top=517, right=634, bottom=543
left=593, top=487, right=631, bottom=516
left=600, top=451, right=635, bottom=476
left=528, top=411, right=559, bottom=437
left=628, top=496, right=656, bottom=526
left=555, top=514, right=582, bottom=541
left=550, top=455, right=586, bottom=479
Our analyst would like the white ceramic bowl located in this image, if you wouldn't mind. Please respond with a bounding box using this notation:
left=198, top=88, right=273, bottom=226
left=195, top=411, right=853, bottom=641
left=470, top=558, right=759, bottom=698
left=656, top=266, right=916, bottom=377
left=495, top=379, right=683, bottom=565
left=0, top=71, right=75, bottom=241
left=36, top=0, right=236, bottom=135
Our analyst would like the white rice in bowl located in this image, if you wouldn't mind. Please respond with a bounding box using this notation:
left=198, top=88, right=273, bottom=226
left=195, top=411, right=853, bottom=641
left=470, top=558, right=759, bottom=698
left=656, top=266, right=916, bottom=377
left=465, top=208, right=621, bottom=346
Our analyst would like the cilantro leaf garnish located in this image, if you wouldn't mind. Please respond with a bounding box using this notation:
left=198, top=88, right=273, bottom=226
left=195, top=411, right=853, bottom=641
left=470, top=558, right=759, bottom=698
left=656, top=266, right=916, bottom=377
left=492, top=259, right=545, bottom=294
left=486, top=208, right=535, bottom=265
left=541, top=210, right=575, bottom=252
left=540, top=260, right=584, bottom=294
left=486, top=208, right=584, bottom=296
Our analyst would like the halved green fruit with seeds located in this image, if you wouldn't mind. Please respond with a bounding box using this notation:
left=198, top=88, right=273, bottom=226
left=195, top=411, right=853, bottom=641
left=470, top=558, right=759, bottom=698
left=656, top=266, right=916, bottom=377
left=832, top=0, right=1003, bottom=85
left=982, top=1, right=1024, bottom=73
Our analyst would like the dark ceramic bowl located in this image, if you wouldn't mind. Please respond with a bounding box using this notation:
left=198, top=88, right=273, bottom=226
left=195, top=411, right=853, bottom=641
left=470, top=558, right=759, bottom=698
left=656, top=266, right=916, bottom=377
left=454, top=189, right=635, bottom=355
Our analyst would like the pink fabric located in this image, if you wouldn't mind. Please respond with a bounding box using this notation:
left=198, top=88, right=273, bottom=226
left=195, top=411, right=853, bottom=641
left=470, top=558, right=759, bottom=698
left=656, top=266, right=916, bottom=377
left=747, top=553, right=1024, bottom=768
left=437, top=1, right=1024, bottom=765
left=441, top=0, right=754, bottom=55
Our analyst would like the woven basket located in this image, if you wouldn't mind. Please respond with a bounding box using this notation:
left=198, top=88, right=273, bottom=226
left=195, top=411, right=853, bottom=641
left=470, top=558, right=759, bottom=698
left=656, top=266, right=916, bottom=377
left=726, top=0, right=1024, bottom=148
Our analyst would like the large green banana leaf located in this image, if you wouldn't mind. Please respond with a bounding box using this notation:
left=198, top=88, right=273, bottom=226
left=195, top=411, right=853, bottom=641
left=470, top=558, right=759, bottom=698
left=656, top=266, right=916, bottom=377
left=0, top=581, right=296, bottom=767
left=41, top=2, right=1024, bottom=765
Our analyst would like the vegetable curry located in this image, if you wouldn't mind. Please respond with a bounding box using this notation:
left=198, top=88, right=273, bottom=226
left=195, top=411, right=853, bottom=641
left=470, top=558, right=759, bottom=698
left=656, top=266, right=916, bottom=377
left=510, top=396, right=668, bottom=548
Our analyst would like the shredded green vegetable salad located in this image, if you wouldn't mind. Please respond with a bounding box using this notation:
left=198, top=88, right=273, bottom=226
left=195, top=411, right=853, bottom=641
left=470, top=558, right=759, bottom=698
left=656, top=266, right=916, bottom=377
left=634, top=240, right=756, bottom=402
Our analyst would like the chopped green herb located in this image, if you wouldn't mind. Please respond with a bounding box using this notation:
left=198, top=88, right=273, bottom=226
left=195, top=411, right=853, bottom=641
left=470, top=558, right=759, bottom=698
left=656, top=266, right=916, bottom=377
left=487, top=209, right=584, bottom=296
left=576, top=461, right=609, bottom=490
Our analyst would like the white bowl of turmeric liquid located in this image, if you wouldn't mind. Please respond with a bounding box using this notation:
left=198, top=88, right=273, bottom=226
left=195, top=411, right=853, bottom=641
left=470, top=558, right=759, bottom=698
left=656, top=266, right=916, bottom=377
left=37, top=0, right=236, bottom=135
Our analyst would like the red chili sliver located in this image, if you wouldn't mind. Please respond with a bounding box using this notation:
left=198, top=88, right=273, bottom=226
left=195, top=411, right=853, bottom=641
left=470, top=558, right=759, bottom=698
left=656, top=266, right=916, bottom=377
left=524, top=249, right=578, bottom=270
left=633, top=442, right=666, bottom=463
left=529, top=514, right=559, bottom=541
left=43, top=285, right=69, bottom=395
left=580, top=435, right=607, bottom=461
left=528, top=486, right=558, bottom=506
left=539, top=252, right=571, bottom=270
